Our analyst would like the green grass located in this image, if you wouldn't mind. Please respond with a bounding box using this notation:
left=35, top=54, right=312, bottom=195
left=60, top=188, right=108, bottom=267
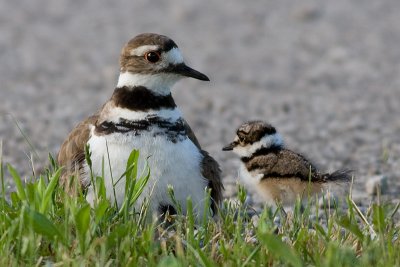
left=0, top=150, right=399, bottom=266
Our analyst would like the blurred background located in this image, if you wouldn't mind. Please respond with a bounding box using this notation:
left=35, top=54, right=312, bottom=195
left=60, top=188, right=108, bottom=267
left=1, top=0, right=399, bottom=206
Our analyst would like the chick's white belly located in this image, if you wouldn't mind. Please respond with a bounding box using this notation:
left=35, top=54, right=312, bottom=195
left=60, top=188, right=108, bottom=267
left=85, top=131, right=208, bottom=215
left=239, top=164, right=322, bottom=207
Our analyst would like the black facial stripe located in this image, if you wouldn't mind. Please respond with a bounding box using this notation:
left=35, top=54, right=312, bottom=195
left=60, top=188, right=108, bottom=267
left=240, top=145, right=283, bottom=163
left=262, top=126, right=276, bottom=135
left=112, top=86, right=176, bottom=111
left=164, top=41, right=178, bottom=52
left=95, top=116, right=188, bottom=143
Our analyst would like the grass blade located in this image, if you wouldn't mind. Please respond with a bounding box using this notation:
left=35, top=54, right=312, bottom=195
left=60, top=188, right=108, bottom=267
left=258, top=232, right=302, bottom=267
left=24, top=207, right=66, bottom=246
left=337, top=215, right=364, bottom=241
left=75, top=204, right=91, bottom=253
left=130, top=165, right=150, bottom=206
left=39, top=168, right=62, bottom=213
left=7, top=164, right=26, bottom=201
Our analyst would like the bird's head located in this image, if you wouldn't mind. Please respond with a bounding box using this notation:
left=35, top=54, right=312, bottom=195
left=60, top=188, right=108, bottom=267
left=117, top=33, right=209, bottom=95
left=223, top=121, right=284, bottom=157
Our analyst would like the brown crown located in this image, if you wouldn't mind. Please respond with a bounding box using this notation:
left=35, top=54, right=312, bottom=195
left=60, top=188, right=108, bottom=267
left=119, top=33, right=178, bottom=73
left=237, top=121, right=277, bottom=144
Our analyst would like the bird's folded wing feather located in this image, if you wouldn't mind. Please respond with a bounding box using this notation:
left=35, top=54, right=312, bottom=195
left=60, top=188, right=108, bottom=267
left=183, top=119, right=223, bottom=208
left=248, top=149, right=320, bottom=181
left=57, top=114, right=99, bottom=188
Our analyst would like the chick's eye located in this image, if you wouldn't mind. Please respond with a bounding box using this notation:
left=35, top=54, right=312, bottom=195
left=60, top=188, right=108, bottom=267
left=144, top=51, right=161, bottom=63
left=238, top=136, right=245, bottom=142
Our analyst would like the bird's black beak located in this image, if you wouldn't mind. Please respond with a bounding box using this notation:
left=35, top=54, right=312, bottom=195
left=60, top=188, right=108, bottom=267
left=222, top=142, right=236, bottom=151
left=173, top=63, right=210, bottom=81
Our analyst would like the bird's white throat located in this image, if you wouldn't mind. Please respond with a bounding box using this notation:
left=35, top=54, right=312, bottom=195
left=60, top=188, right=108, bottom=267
left=117, top=72, right=182, bottom=96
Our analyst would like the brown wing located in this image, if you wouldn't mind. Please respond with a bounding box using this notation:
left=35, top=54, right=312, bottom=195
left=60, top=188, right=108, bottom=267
left=182, top=119, right=201, bottom=149
left=57, top=114, right=99, bottom=191
left=246, top=149, right=322, bottom=182
left=200, top=150, right=224, bottom=211
left=183, top=119, right=223, bottom=212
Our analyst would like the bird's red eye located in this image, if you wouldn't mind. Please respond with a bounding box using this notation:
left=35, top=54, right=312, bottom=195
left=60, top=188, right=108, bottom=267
left=144, top=51, right=161, bottom=63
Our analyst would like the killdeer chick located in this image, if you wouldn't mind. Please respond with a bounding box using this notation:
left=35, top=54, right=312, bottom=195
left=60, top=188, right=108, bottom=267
left=223, top=121, right=351, bottom=206
left=57, top=33, right=223, bottom=220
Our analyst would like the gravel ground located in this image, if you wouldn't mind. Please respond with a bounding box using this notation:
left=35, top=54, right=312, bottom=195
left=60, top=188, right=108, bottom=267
left=1, top=0, right=400, bottom=207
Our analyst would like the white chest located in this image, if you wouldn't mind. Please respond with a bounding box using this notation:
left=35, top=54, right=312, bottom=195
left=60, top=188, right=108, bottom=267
left=239, top=164, right=263, bottom=188
left=85, top=127, right=209, bottom=218
left=238, top=164, right=277, bottom=205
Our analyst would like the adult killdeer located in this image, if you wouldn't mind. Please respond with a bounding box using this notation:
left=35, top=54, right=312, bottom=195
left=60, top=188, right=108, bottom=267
left=223, top=121, right=351, bottom=206
left=58, top=33, right=223, bottom=219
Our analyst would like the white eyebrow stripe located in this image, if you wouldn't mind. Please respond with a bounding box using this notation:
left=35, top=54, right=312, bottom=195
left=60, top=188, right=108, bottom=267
left=130, top=45, right=160, bottom=56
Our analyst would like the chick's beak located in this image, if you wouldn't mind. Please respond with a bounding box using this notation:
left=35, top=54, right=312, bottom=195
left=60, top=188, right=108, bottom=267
left=222, top=142, right=236, bottom=151
left=173, top=63, right=210, bottom=81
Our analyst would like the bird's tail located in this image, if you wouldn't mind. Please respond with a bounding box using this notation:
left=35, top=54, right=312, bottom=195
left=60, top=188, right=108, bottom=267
left=323, top=169, right=353, bottom=183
